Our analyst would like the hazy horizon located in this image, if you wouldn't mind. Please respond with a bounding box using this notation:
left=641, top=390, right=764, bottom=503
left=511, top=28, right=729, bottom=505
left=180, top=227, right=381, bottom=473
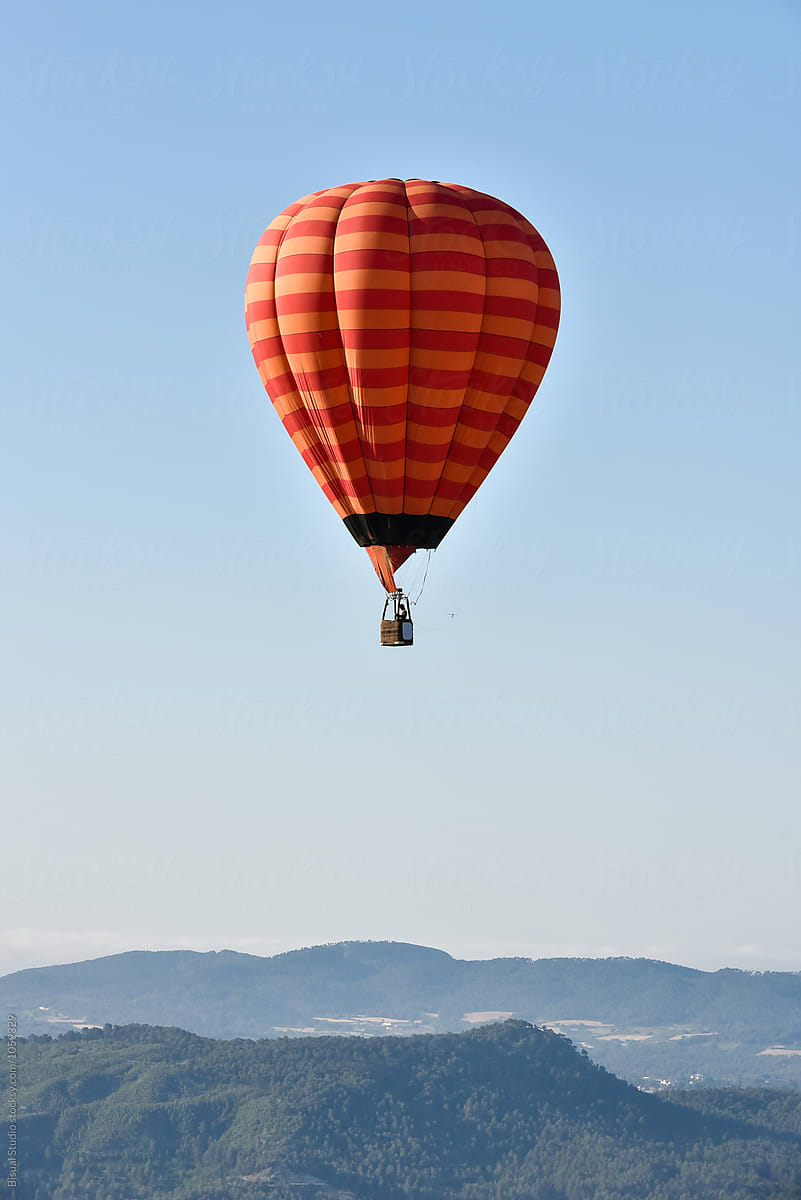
left=3, top=930, right=800, bottom=980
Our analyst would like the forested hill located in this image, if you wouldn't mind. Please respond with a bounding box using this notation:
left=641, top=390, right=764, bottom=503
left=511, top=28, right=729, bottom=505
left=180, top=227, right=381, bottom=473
left=18, top=1021, right=801, bottom=1199
left=5, top=940, right=801, bottom=1088
left=6, top=940, right=801, bottom=1039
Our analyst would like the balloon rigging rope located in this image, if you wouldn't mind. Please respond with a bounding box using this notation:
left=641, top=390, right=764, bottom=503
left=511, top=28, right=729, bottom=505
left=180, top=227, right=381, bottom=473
left=410, top=551, right=432, bottom=606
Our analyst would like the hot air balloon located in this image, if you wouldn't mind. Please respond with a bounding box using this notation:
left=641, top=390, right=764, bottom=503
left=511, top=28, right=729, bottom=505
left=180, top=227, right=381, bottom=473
left=245, top=179, right=560, bottom=644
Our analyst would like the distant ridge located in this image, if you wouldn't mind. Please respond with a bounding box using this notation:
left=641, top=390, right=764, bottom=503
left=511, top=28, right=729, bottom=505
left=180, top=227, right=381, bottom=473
left=4, top=940, right=801, bottom=1088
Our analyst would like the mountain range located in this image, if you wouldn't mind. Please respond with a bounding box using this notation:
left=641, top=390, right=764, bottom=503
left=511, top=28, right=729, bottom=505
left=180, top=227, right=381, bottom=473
left=5, top=940, right=801, bottom=1088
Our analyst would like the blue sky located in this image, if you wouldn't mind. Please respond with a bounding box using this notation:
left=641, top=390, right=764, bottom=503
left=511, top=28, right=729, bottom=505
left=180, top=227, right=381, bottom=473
left=2, top=0, right=799, bottom=976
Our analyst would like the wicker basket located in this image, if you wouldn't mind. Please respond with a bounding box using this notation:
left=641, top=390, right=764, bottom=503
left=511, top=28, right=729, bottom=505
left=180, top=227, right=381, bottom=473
left=380, top=619, right=413, bottom=647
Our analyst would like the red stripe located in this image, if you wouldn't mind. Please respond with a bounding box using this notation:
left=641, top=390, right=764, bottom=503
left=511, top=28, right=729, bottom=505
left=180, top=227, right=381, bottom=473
left=484, top=258, right=537, bottom=280
left=465, top=368, right=521, bottom=397
left=333, top=248, right=409, bottom=272
left=320, top=482, right=341, bottom=505
left=343, top=328, right=410, bottom=351
left=473, top=331, right=535, bottom=358
left=251, top=338, right=277, bottom=368
left=247, top=262, right=277, bottom=284
left=279, top=329, right=344, bottom=354
left=316, top=475, right=368, bottom=502
left=276, top=253, right=335, bottom=274
left=522, top=227, right=548, bottom=252
left=300, top=435, right=364, bottom=465
left=260, top=370, right=297, bottom=399
left=255, top=228, right=286, bottom=247
left=411, top=329, right=479, bottom=352
left=475, top=222, right=530, bottom=244
left=334, top=214, right=408, bottom=238
left=434, top=477, right=473, bottom=502
left=406, top=186, right=475, bottom=207
left=303, top=190, right=358, bottom=209
left=454, top=482, right=482, bottom=505
left=282, top=402, right=354, bottom=434
left=455, top=405, right=507, bottom=433
left=409, top=366, right=472, bottom=389
left=440, top=441, right=486, bottom=468
left=524, top=342, right=554, bottom=367
left=246, top=300, right=277, bottom=323
left=511, top=377, right=537, bottom=403
left=496, top=412, right=521, bottom=438
left=281, top=219, right=337, bottom=241
left=445, top=433, right=513, bottom=471
left=533, top=304, right=560, bottom=329
left=348, top=365, right=409, bottom=389
left=407, top=402, right=461, bottom=427
left=408, top=216, right=480, bottom=239
left=410, top=290, right=486, bottom=314
left=333, top=287, right=416, bottom=311
left=304, top=462, right=372, bottom=507
left=362, top=440, right=405, bottom=464
left=290, top=364, right=350, bottom=392
left=409, top=251, right=485, bottom=273
left=352, top=401, right=408, bottom=424
left=483, top=295, right=538, bottom=321
left=404, top=438, right=452, bottom=464
left=251, top=336, right=284, bottom=366
left=463, top=442, right=504, bottom=470
left=275, top=292, right=337, bottom=315
left=402, top=477, right=438, bottom=501
left=344, top=186, right=408, bottom=205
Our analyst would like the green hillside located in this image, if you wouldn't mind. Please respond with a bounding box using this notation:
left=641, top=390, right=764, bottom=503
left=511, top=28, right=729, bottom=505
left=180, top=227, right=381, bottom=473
left=16, top=1021, right=801, bottom=1199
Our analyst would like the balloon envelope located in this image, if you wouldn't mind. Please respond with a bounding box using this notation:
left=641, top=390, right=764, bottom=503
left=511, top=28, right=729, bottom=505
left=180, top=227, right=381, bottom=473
left=245, top=179, right=560, bottom=591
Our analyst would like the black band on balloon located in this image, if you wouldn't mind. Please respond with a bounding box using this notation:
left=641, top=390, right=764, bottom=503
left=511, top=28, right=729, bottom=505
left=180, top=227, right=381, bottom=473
left=343, top=513, right=454, bottom=549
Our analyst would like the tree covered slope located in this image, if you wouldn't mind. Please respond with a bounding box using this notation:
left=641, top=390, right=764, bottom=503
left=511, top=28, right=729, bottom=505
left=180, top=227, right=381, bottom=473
left=17, top=1021, right=801, bottom=1200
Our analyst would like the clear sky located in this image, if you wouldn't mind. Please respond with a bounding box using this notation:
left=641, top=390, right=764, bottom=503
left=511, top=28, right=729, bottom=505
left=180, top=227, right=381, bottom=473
left=3, top=0, right=799, bottom=978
